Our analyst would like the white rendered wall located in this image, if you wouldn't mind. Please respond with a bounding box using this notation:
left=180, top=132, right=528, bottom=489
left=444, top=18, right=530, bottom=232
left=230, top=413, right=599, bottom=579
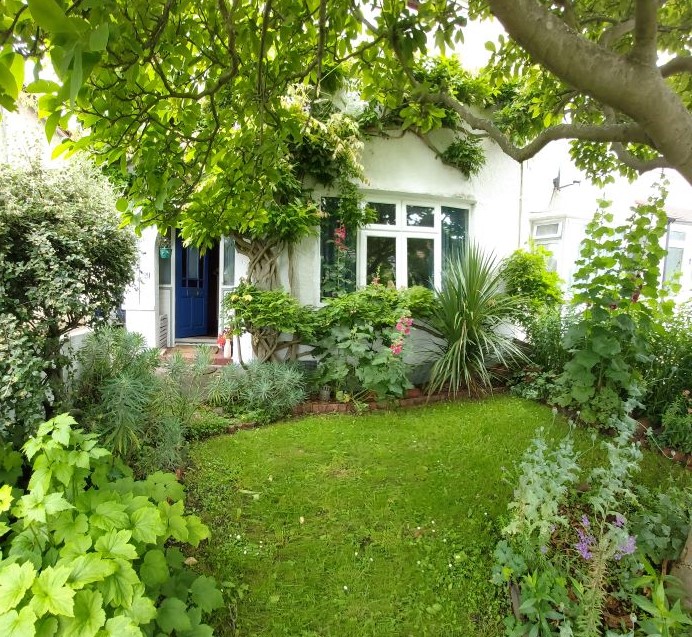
left=122, top=227, right=159, bottom=347
left=0, top=104, right=68, bottom=168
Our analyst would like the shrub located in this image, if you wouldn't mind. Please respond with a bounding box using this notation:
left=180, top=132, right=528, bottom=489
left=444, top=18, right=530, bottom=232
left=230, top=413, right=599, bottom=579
left=73, top=328, right=212, bottom=474
left=0, top=314, right=51, bottom=444
left=0, top=161, right=138, bottom=434
left=207, top=361, right=305, bottom=424
left=657, top=391, right=692, bottom=454
left=0, top=414, right=223, bottom=636
left=556, top=187, right=671, bottom=426
left=500, top=244, right=562, bottom=321
left=642, top=305, right=692, bottom=424
left=423, top=244, right=526, bottom=395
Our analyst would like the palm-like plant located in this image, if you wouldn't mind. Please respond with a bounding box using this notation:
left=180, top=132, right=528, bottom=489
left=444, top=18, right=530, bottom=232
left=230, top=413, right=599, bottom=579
left=424, top=244, right=527, bottom=396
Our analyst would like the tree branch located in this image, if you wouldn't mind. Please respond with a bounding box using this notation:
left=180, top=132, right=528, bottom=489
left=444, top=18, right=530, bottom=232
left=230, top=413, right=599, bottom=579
left=611, top=142, right=671, bottom=173
left=598, top=18, right=635, bottom=48
left=659, top=56, right=692, bottom=77
left=631, top=0, right=659, bottom=65
left=426, top=91, right=651, bottom=162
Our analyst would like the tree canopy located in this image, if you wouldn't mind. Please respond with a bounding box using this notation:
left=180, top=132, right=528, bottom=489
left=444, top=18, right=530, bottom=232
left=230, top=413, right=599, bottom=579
left=0, top=0, right=689, bottom=255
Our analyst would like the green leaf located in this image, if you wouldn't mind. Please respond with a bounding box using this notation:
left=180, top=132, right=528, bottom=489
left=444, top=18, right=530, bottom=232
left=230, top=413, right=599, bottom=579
left=115, top=198, right=129, bottom=213
left=67, top=554, right=117, bottom=589
left=94, top=530, right=137, bottom=560
left=0, top=58, right=19, bottom=101
left=91, top=501, right=129, bottom=531
left=27, top=0, right=76, bottom=33
left=185, top=516, right=210, bottom=547
left=102, top=615, right=143, bottom=637
left=140, top=550, right=169, bottom=588
left=88, top=24, right=109, bottom=51
left=30, top=565, right=74, bottom=617
left=122, top=594, right=157, bottom=625
left=52, top=512, right=88, bottom=545
left=0, top=605, right=38, bottom=637
left=190, top=576, right=223, bottom=613
left=69, top=47, right=82, bottom=105
left=0, top=562, right=36, bottom=614
left=130, top=507, right=165, bottom=544
left=35, top=615, right=58, bottom=637
left=43, top=493, right=73, bottom=516
left=98, top=559, right=138, bottom=608
left=59, top=590, right=105, bottom=637
left=157, top=597, right=192, bottom=634
left=25, top=79, right=61, bottom=94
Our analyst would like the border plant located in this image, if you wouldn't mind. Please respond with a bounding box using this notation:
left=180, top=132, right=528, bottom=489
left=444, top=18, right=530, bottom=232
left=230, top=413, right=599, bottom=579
left=556, top=184, right=672, bottom=426
left=0, top=414, right=222, bottom=636
left=423, top=244, right=526, bottom=396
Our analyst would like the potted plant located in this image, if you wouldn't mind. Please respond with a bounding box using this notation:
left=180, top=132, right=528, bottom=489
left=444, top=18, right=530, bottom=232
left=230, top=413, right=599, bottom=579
left=159, top=234, right=172, bottom=259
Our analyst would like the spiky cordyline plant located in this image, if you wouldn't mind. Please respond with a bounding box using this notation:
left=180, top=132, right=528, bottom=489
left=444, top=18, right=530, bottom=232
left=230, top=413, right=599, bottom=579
left=424, top=244, right=527, bottom=396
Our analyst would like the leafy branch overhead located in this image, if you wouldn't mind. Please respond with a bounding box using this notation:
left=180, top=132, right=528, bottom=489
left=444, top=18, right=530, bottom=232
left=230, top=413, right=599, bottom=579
left=0, top=0, right=689, bottom=250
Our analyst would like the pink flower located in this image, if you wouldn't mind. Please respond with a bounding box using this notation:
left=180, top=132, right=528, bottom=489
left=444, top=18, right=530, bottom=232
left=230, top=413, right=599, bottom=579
left=390, top=342, right=403, bottom=355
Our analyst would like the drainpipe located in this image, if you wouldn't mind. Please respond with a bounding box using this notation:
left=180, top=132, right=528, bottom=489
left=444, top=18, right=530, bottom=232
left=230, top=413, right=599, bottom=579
left=661, top=217, right=673, bottom=285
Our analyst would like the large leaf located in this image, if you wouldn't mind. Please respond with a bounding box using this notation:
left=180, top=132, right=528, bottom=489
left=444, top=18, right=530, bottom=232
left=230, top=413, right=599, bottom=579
left=140, top=550, right=169, bottom=588
left=190, top=576, right=223, bottom=613
left=156, top=597, right=192, bottom=634
left=94, top=529, right=137, bottom=560
left=0, top=562, right=36, bottom=613
left=30, top=565, right=74, bottom=617
left=59, top=590, right=105, bottom=637
left=67, top=554, right=117, bottom=589
left=27, top=0, right=76, bottom=33
left=0, top=605, right=37, bottom=637
left=129, top=507, right=165, bottom=544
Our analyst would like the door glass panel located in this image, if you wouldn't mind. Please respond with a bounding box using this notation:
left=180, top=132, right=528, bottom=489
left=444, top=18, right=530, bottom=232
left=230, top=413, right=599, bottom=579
left=222, top=237, right=235, bottom=286
left=187, top=246, right=200, bottom=280
left=159, top=255, right=171, bottom=285
left=407, top=237, right=434, bottom=288
left=441, top=206, right=468, bottom=267
left=368, top=202, right=396, bottom=225
left=406, top=205, right=434, bottom=227
left=366, top=236, right=396, bottom=286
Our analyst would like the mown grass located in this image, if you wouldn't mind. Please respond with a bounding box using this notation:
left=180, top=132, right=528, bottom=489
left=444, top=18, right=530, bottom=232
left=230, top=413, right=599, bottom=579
left=185, top=395, right=689, bottom=637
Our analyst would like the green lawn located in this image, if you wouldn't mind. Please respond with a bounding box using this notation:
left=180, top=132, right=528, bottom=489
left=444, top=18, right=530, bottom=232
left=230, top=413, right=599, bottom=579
left=185, top=396, right=688, bottom=637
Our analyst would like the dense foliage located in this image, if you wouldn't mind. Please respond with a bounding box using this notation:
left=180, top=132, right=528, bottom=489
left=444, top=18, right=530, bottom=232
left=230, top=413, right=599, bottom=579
left=556, top=186, right=672, bottom=426
left=500, top=245, right=562, bottom=321
left=424, top=245, right=526, bottom=395
left=0, top=414, right=222, bottom=636
left=207, top=361, right=306, bottom=424
left=0, top=161, right=137, bottom=439
left=72, top=328, right=211, bottom=475
left=494, top=414, right=692, bottom=636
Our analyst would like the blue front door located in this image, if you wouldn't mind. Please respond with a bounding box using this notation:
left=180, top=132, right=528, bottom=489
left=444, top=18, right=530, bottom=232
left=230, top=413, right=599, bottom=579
left=175, top=235, right=209, bottom=338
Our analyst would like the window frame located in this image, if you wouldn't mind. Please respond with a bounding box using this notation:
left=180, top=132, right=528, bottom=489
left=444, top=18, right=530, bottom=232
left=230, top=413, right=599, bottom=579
left=357, top=197, right=467, bottom=290
left=532, top=220, right=563, bottom=240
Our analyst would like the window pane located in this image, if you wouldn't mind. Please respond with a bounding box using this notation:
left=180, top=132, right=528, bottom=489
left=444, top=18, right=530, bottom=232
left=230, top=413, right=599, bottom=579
left=407, top=238, right=434, bottom=288
left=441, top=206, right=468, bottom=266
left=406, top=205, right=434, bottom=227
left=535, top=222, right=560, bottom=237
left=187, top=246, right=200, bottom=279
left=366, top=236, right=396, bottom=286
left=368, top=202, right=396, bottom=225
left=664, top=247, right=684, bottom=282
left=320, top=197, right=356, bottom=298
left=670, top=230, right=686, bottom=242
left=222, top=237, right=235, bottom=286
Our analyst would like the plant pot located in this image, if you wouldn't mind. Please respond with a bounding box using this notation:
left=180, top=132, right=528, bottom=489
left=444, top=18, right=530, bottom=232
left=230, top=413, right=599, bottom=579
left=159, top=246, right=172, bottom=259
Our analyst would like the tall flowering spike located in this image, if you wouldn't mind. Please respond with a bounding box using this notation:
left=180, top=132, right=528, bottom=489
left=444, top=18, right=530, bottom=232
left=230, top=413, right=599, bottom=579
left=614, top=536, right=637, bottom=560
left=575, top=528, right=595, bottom=560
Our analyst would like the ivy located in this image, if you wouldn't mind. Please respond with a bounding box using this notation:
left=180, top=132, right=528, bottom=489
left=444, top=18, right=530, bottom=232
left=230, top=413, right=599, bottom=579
left=0, top=415, right=222, bottom=636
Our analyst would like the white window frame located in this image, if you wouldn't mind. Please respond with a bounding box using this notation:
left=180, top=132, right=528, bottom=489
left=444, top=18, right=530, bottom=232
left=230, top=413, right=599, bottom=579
left=356, top=197, right=464, bottom=290
left=532, top=220, right=563, bottom=240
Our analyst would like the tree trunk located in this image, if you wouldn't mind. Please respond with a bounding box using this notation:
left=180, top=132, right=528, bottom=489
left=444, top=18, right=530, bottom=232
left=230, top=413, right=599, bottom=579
left=233, top=234, right=283, bottom=290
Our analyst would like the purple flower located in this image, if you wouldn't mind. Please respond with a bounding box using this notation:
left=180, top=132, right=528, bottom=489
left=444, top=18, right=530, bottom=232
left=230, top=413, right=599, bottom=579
left=575, top=528, right=595, bottom=560
left=614, top=514, right=626, bottom=528
left=581, top=515, right=590, bottom=529
left=614, top=536, right=637, bottom=561
left=540, top=545, right=548, bottom=555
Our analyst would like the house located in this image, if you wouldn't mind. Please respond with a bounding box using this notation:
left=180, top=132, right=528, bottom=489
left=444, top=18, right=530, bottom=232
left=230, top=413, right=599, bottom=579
left=122, top=130, right=692, bottom=359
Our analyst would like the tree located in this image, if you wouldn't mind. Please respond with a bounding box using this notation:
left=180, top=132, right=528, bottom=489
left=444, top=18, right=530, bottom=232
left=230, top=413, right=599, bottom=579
left=353, top=0, right=692, bottom=184
left=0, top=0, right=688, bottom=263
left=0, top=160, right=137, bottom=435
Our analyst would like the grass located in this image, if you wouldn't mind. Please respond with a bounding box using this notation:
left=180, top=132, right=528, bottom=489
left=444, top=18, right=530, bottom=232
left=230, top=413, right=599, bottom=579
left=185, top=395, right=689, bottom=637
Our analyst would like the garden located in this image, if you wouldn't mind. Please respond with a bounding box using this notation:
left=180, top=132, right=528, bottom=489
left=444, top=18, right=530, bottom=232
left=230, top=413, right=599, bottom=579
left=1, top=156, right=691, bottom=637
